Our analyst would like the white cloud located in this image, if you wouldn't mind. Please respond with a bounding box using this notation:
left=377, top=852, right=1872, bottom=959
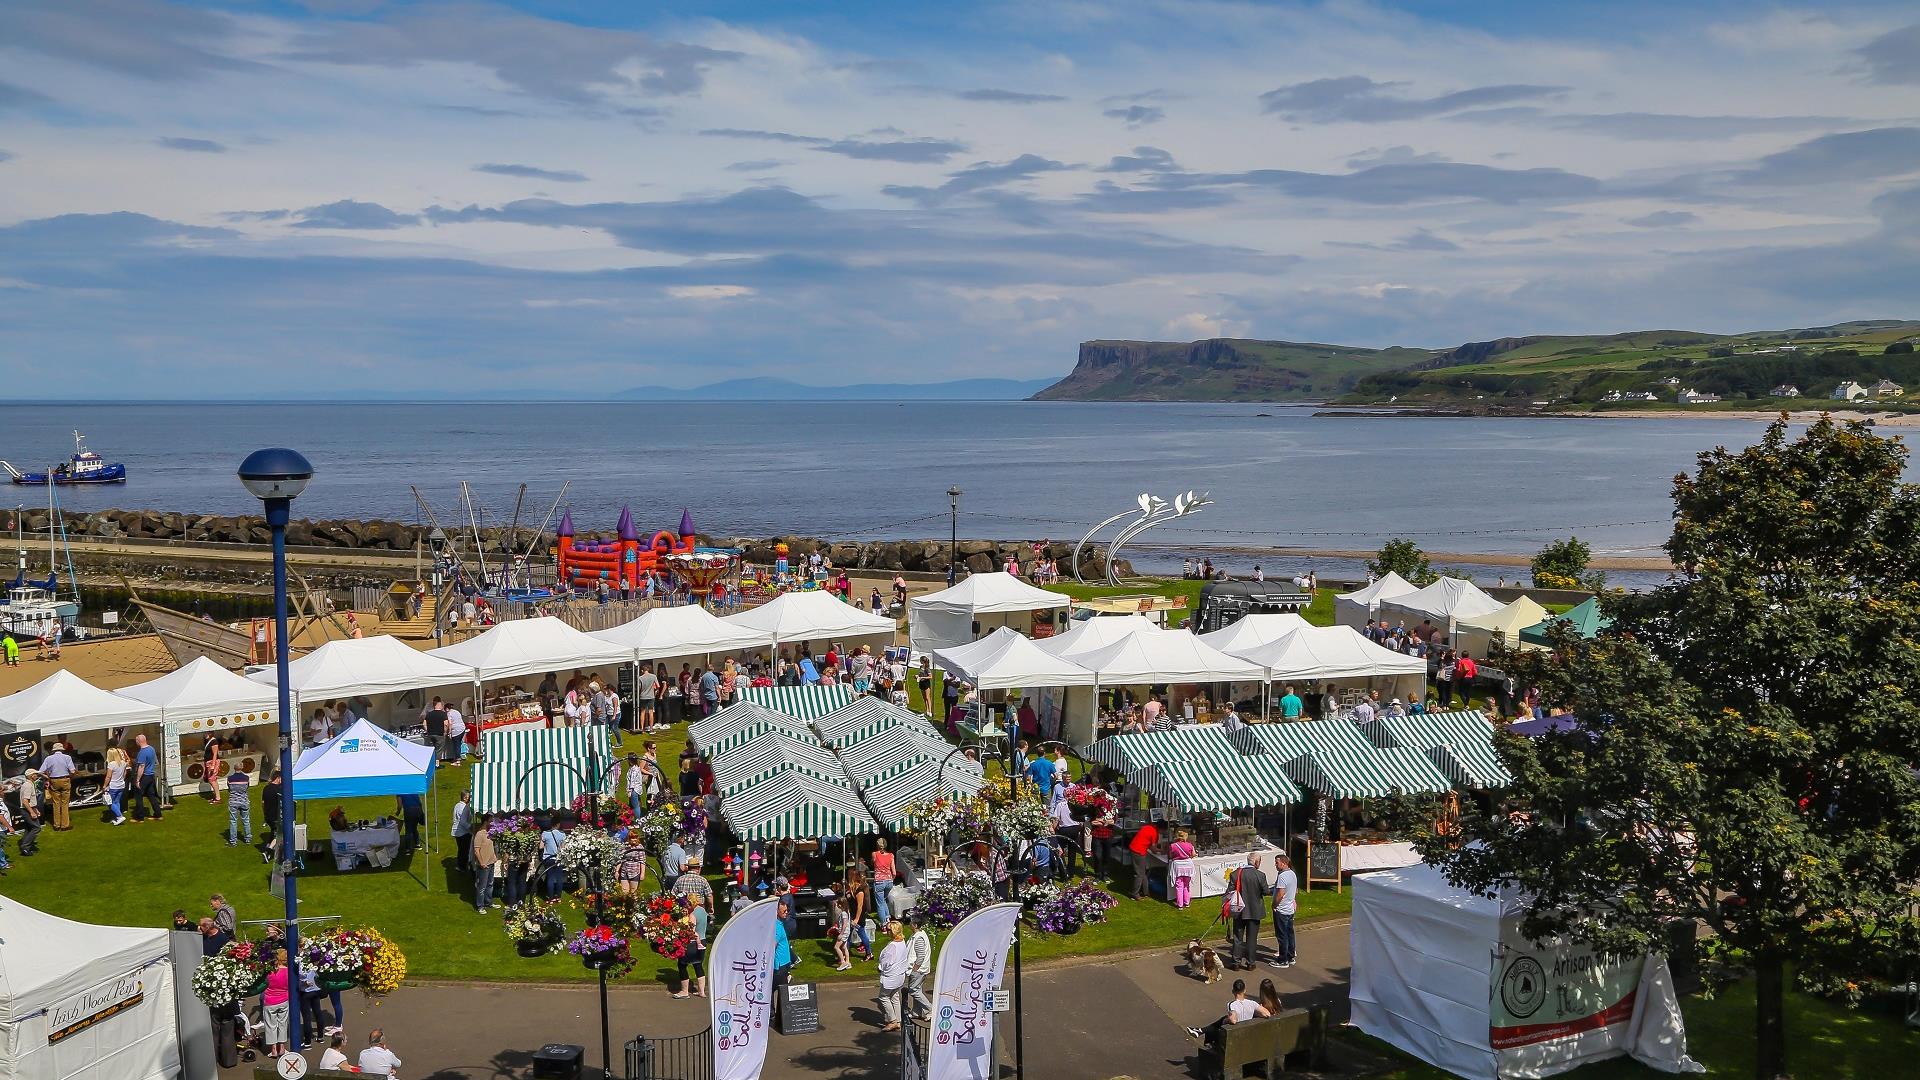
left=667, top=285, right=756, bottom=300
left=1162, top=311, right=1246, bottom=339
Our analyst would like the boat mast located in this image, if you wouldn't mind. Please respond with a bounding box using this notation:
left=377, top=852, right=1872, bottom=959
left=501, top=483, right=526, bottom=589
left=459, top=481, right=491, bottom=589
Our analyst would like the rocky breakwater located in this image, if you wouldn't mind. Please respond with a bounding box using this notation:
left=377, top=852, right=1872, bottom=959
left=23, top=508, right=419, bottom=549
left=717, top=536, right=1131, bottom=579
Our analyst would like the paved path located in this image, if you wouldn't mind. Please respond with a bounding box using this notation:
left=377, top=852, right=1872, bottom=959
left=223, top=920, right=1352, bottom=1080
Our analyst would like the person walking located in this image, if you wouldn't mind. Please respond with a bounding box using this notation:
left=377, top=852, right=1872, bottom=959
left=471, top=814, right=499, bottom=912
left=103, top=745, right=128, bottom=825
left=846, top=867, right=874, bottom=961
left=130, top=734, right=162, bottom=822
left=261, top=770, right=284, bottom=859
left=617, top=831, right=648, bottom=895
left=670, top=895, right=708, bottom=999
left=224, top=762, right=252, bottom=846
left=1269, top=854, right=1298, bottom=969
left=539, top=818, right=566, bottom=899
left=397, top=793, right=425, bottom=855
left=1127, top=819, right=1161, bottom=900
left=15, top=772, right=43, bottom=855
left=1226, top=855, right=1270, bottom=971
left=635, top=664, right=658, bottom=733
left=827, top=889, right=852, bottom=971
left=905, top=912, right=933, bottom=1019
left=1, top=632, right=16, bottom=666
left=1167, top=829, right=1198, bottom=909
left=40, top=741, right=74, bottom=830
left=870, top=838, right=897, bottom=925
left=451, top=789, right=473, bottom=869
left=876, top=920, right=909, bottom=1031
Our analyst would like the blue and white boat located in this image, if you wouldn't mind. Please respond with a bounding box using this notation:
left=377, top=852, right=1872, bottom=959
left=2, top=432, right=128, bottom=485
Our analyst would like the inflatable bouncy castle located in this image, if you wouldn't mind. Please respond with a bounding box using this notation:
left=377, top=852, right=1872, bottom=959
left=556, top=506, right=698, bottom=593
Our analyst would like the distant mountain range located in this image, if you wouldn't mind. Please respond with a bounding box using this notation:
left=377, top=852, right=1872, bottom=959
left=1031, top=321, right=1920, bottom=403
left=616, top=376, right=1058, bottom=401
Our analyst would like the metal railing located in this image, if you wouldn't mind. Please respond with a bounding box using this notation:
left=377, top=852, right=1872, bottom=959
left=624, top=1028, right=713, bottom=1080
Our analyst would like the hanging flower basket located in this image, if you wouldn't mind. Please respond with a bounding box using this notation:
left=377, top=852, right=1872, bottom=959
left=318, top=972, right=358, bottom=993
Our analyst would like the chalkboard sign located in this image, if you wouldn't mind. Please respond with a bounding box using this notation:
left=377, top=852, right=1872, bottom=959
left=1307, top=838, right=1340, bottom=882
left=617, top=664, right=635, bottom=729
left=778, top=981, right=821, bottom=1036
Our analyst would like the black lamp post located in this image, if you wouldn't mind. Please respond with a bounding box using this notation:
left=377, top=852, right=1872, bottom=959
left=937, top=742, right=1025, bottom=1080
left=237, top=447, right=313, bottom=1052
left=946, top=486, right=963, bottom=586
left=516, top=749, right=617, bottom=1078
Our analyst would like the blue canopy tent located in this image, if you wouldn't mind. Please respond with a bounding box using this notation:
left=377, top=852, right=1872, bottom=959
left=290, top=717, right=439, bottom=888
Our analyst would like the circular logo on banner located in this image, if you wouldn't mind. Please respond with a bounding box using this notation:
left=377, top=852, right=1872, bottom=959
left=275, top=1051, right=309, bottom=1079
left=1500, top=956, right=1548, bottom=1019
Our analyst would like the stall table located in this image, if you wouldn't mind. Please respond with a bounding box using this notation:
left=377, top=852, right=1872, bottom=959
left=1335, top=840, right=1421, bottom=873
left=329, top=820, right=402, bottom=870
left=1151, top=837, right=1279, bottom=899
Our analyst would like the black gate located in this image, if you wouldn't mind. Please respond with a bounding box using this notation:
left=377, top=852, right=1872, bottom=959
left=624, top=1028, right=713, bottom=1080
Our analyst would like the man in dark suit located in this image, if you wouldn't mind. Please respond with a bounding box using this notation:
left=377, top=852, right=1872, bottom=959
left=1228, top=853, right=1270, bottom=970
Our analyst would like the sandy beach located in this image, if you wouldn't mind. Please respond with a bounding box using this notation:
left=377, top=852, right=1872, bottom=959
left=1562, top=408, right=1920, bottom=425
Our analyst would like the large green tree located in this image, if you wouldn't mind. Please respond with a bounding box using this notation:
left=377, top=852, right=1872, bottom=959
left=1408, top=416, right=1920, bottom=1079
left=1369, top=537, right=1436, bottom=585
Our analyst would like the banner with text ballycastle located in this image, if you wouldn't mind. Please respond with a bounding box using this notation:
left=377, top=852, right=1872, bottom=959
left=927, top=902, right=1021, bottom=1080
left=709, top=898, right=779, bottom=1080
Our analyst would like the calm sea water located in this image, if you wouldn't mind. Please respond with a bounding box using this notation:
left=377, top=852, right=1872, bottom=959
left=0, top=402, right=1791, bottom=582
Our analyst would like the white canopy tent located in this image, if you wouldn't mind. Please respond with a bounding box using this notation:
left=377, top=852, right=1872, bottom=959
left=1351, top=862, right=1702, bottom=1080
left=119, top=657, right=279, bottom=720
left=590, top=604, right=774, bottom=663
left=1033, top=614, right=1159, bottom=662
left=724, top=590, right=896, bottom=652
left=1378, top=577, right=1504, bottom=637
left=1075, top=628, right=1268, bottom=686
left=1197, top=613, right=1310, bottom=655
left=429, top=616, right=634, bottom=683
left=1334, top=572, right=1418, bottom=629
left=907, top=573, right=1069, bottom=654
left=252, top=634, right=475, bottom=699
left=1453, top=596, right=1550, bottom=659
left=931, top=627, right=1097, bottom=692
left=0, top=670, right=163, bottom=738
left=0, top=897, right=179, bottom=1080
left=1228, top=625, right=1427, bottom=710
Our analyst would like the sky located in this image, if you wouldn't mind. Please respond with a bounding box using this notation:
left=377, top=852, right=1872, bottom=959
left=2, top=1, right=1919, bottom=397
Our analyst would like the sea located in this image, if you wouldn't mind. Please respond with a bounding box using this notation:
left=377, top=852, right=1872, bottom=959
left=0, top=401, right=1803, bottom=587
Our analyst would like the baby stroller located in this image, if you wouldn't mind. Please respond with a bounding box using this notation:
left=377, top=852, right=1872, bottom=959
left=212, top=1001, right=262, bottom=1067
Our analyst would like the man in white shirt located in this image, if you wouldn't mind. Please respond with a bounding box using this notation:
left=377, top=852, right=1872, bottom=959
left=450, top=790, right=473, bottom=868
left=1269, top=854, right=1299, bottom=969
left=358, top=1028, right=402, bottom=1076
left=444, top=702, right=467, bottom=764
left=318, top=1033, right=351, bottom=1071
left=904, top=914, right=934, bottom=1020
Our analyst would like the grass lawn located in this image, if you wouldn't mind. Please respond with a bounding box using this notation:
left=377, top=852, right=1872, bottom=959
left=1349, top=978, right=1917, bottom=1078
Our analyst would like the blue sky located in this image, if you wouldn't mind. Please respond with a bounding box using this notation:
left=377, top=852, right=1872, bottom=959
left=2, top=1, right=1918, bottom=397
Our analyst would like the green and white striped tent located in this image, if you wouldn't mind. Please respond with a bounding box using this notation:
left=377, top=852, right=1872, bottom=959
left=717, top=768, right=882, bottom=841
left=836, top=723, right=954, bottom=778
left=471, top=726, right=617, bottom=813
left=1231, top=718, right=1452, bottom=798
left=1079, top=725, right=1250, bottom=773
left=1130, top=755, right=1302, bottom=813
left=699, top=716, right=828, bottom=759
left=711, top=732, right=846, bottom=794
left=858, top=754, right=987, bottom=829
left=736, top=684, right=858, bottom=722
left=814, top=696, right=941, bottom=745
left=687, top=701, right=813, bottom=754
left=1358, top=710, right=1514, bottom=789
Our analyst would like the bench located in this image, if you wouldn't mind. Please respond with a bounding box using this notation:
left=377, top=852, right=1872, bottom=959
left=1205, top=1006, right=1326, bottom=1079
left=252, top=1066, right=358, bottom=1080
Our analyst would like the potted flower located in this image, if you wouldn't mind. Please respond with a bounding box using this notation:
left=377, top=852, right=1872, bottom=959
left=490, top=814, right=542, bottom=867
left=570, top=792, right=635, bottom=832
left=190, top=954, right=258, bottom=1009
left=299, top=928, right=375, bottom=993
left=1030, top=880, right=1118, bottom=935
left=566, top=924, right=634, bottom=976
left=1064, top=783, right=1116, bottom=822
left=503, top=898, right=565, bottom=957
left=914, top=871, right=998, bottom=928
left=637, top=894, right=700, bottom=961
left=218, top=940, right=273, bottom=996
left=558, top=827, right=625, bottom=888
left=360, top=929, right=407, bottom=996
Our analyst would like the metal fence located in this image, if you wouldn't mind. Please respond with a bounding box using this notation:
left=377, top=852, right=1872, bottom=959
left=624, top=1028, right=712, bottom=1080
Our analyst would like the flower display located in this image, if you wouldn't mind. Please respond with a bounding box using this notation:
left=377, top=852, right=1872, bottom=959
left=637, top=801, right=705, bottom=853
left=1030, top=880, right=1117, bottom=934
left=566, top=924, right=635, bottom=977
left=489, top=814, right=542, bottom=865
left=914, top=871, right=997, bottom=928
left=1020, top=881, right=1062, bottom=911
left=1064, top=783, right=1117, bottom=820
left=558, top=827, right=624, bottom=885
left=637, top=892, right=701, bottom=960
left=570, top=792, right=635, bottom=831
left=190, top=955, right=258, bottom=1007
left=503, top=898, right=566, bottom=952
left=573, top=889, right=641, bottom=932
left=991, top=792, right=1055, bottom=842
left=361, top=930, right=407, bottom=996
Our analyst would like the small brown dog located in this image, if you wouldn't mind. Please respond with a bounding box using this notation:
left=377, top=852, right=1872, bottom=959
left=1185, top=940, right=1224, bottom=983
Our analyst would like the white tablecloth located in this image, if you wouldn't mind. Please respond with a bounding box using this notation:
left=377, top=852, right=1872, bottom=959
left=330, top=824, right=401, bottom=870
left=1155, top=838, right=1279, bottom=898
left=1337, top=840, right=1421, bottom=873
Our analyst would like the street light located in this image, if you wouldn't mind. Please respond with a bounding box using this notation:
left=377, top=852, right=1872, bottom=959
left=947, top=487, right=963, bottom=586
left=237, top=447, right=313, bottom=1052
left=516, top=750, right=618, bottom=1079
left=936, top=742, right=1024, bottom=1080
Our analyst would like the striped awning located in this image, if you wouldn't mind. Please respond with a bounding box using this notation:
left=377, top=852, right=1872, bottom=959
left=700, top=717, right=827, bottom=759
left=737, top=684, right=859, bottom=721
left=814, top=696, right=940, bottom=745
left=837, top=724, right=956, bottom=778
left=858, top=755, right=986, bottom=829
left=1236, top=718, right=1452, bottom=798
left=471, top=725, right=617, bottom=813
left=717, top=769, right=881, bottom=841
left=711, top=732, right=845, bottom=794
left=1359, top=710, right=1513, bottom=788
left=1131, top=755, right=1302, bottom=813
left=1079, top=725, right=1249, bottom=773
left=687, top=701, right=813, bottom=753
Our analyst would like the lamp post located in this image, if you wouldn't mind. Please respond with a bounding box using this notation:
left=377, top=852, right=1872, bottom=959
left=516, top=750, right=617, bottom=1079
left=936, top=742, right=1024, bottom=1080
left=237, top=447, right=313, bottom=1052
left=946, top=486, right=963, bottom=586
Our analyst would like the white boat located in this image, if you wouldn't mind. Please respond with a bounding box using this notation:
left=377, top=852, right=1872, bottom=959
left=0, top=582, right=80, bottom=641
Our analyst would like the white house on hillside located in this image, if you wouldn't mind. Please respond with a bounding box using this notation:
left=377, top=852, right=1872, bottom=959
left=1872, top=379, right=1904, bottom=398
left=1678, top=388, right=1721, bottom=404
left=1770, top=384, right=1801, bottom=397
left=1833, top=380, right=1868, bottom=401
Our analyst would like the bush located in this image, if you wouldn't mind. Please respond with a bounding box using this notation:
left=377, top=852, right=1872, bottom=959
left=1369, top=539, right=1436, bottom=585
left=1531, top=537, right=1604, bottom=591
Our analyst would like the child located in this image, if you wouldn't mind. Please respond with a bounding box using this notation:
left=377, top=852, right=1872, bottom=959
left=827, top=889, right=852, bottom=971
left=1168, top=829, right=1197, bottom=909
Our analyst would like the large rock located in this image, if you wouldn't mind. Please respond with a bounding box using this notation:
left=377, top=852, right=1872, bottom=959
left=957, top=539, right=996, bottom=557
left=963, top=552, right=995, bottom=573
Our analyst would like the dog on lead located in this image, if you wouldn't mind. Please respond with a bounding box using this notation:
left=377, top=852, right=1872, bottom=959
left=1185, top=939, right=1224, bottom=983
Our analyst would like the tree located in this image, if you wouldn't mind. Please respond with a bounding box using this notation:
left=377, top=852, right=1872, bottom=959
left=1406, top=417, right=1920, bottom=1080
left=1368, top=538, right=1435, bottom=585
left=1886, top=340, right=1914, bottom=355
left=1529, top=535, right=1604, bottom=590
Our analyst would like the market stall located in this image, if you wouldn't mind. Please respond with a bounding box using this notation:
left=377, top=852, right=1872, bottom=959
left=1377, top=577, right=1504, bottom=641
left=290, top=717, right=437, bottom=884
left=589, top=603, right=773, bottom=664
left=0, top=670, right=164, bottom=803
left=715, top=768, right=882, bottom=841
left=118, top=657, right=281, bottom=797
left=857, top=753, right=986, bottom=830
left=932, top=626, right=1097, bottom=743
left=1225, top=625, right=1428, bottom=714
left=907, top=573, right=1069, bottom=654
left=1079, top=724, right=1246, bottom=774
left=812, top=696, right=945, bottom=747
left=1358, top=709, right=1514, bottom=789
left=1518, top=596, right=1611, bottom=647
left=687, top=701, right=816, bottom=755
left=1129, top=755, right=1304, bottom=897
left=723, top=590, right=896, bottom=656
left=0, top=897, right=180, bottom=1080
left=1063, top=625, right=1267, bottom=744
left=1452, top=596, right=1549, bottom=659
left=251, top=635, right=475, bottom=740
left=1333, top=572, right=1418, bottom=630
left=735, top=684, right=858, bottom=722
left=470, top=725, right=617, bottom=814
left=1195, top=612, right=1310, bottom=655
left=709, top=731, right=844, bottom=794
left=429, top=616, right=633, bottom=728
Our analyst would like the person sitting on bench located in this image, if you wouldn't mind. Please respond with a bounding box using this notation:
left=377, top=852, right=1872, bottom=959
left=1186, top=977, right=1271, bottom=1047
